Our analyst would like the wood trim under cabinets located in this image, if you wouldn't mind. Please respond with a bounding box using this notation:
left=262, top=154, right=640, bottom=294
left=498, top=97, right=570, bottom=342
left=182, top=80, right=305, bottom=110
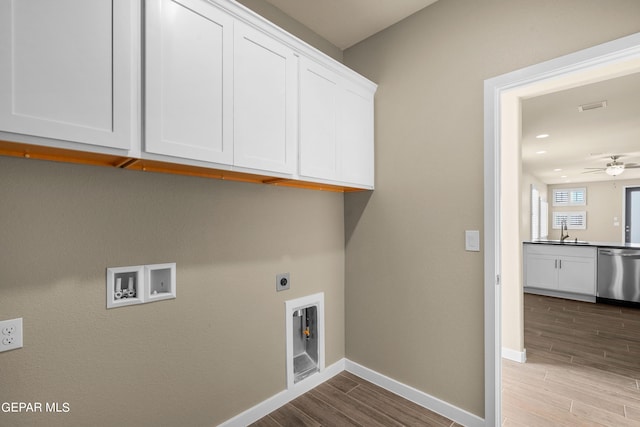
left=0, top=140, right=365, bottom=193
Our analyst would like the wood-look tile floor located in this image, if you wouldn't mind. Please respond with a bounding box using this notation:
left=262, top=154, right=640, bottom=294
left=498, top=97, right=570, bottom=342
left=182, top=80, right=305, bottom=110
left=252, top=294, right=640, bottom=427
left=503, top=293, right=640, bottom=426
left=250, top=371, right=461, bottom=427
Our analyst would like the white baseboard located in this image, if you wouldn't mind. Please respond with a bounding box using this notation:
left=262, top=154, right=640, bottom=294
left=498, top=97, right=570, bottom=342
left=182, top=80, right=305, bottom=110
left=502, top=347, right=527, bottom=363
left=219, top=358, right=485, bottom=427
left=524, top=287, right=595, bottom=303
left=344, top=360, right=484, bottom=427
left=218, top=358, right=345, bottom=427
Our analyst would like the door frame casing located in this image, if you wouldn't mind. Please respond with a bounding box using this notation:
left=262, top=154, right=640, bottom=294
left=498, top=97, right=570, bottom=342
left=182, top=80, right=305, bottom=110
left=484, top=32, right=640, bottom=426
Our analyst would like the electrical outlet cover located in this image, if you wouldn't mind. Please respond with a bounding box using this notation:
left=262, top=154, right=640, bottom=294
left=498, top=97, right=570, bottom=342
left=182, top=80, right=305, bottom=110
left=0, top=318, right=23, bottom=352
left=276, top=273, right=290, bottom=291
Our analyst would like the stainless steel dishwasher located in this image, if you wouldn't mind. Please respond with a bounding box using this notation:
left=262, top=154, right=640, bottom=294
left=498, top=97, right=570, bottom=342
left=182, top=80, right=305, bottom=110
left=597, top=248, right=640, bottom=304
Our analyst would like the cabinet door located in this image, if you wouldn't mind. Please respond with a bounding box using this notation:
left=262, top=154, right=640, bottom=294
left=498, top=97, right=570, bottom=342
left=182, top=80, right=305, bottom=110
left=233, top=21, right=297, bottom=174
left=145, top=0, right=233, bottom=164
left=558, top=256, right=596, bottom=295
left=299, top=58, right=339, bottom=181
left=0, top=0, right=134, bottom=150
left=339, top=80, right=375, bottom=188
left=524, top=254, right=558, bottom=290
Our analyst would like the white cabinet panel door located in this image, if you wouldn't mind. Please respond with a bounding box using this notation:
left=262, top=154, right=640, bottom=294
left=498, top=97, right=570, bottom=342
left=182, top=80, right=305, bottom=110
left=299, top=58, right=339, bottom=181
left=0, top=0, right=134, bottom=150
left=558, top=256, right=596, bottom=295
left=299, top=58, right=375, bottom=188
left=145, top=0, right=233, bottom=164
left=339, top=81, right=375, bottom=187
left=525, top=254, right=559, bottom=290
left=233, top=21, right=297, bottom=174
left=524, top=244, right=597, bottom=297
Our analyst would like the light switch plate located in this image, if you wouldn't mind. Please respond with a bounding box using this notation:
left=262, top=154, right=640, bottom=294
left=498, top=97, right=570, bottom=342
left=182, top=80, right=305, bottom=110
left=465, top=230, right=480, bottom=252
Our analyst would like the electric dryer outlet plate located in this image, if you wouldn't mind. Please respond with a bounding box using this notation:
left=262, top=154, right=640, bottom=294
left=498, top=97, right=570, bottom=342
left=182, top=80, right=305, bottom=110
left=277, top=273, right=290, bottom=291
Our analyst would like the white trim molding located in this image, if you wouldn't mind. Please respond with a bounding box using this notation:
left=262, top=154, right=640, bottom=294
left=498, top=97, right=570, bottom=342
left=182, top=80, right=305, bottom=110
left=345, top=360, right=485, bottom=427
left=218, top=359, right=485, bottom=427
left=502, top=347, right=527, bottom=363
left=218, top=358, right=345, bottom=427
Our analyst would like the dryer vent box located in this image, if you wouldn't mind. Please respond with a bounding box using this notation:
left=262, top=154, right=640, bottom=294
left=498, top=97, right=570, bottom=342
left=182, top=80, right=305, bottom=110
left=145, top=263, right=177, bottom=302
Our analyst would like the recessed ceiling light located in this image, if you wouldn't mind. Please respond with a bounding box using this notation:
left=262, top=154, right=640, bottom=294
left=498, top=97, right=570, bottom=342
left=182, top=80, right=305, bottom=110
left=561, top=175, right=568, bottom=178
left=536, top=134, right=550, bottom=139
left=536, top=150, right=547, bottom=154
left=554, top=168, right=562, bottom=172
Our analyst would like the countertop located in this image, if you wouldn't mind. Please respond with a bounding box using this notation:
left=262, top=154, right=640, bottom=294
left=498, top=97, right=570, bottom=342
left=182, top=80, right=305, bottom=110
left=524, top=240, right=640, bottom=250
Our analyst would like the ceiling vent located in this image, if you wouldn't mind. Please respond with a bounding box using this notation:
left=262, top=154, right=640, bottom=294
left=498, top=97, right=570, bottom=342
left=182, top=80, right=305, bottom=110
left=578, top=100, right=607, bottom=112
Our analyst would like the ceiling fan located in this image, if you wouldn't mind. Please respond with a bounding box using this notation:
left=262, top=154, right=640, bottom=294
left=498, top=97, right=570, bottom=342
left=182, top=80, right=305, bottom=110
left=583, top=155, right=640, bottom=176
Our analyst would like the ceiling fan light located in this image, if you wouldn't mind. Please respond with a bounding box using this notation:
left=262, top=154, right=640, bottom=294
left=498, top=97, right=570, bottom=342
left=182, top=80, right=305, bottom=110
left=606, top=164, right=624, bottom=176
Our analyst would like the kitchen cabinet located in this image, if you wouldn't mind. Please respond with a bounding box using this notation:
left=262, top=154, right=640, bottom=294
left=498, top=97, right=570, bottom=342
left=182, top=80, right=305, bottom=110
left=145, top=0, right=233, bottom=165
left=0, top=0, right=136, bottom=151
left=0, top=0, right=377, bottom=191
left=524, top=244, right=597, bottom=296
left=339, top=79, right=375, bottom=187
left=233, top=20, right=297, bottom=175
left=299, top=58, right=375, bottom=188
left=299, top=58, right=340, bottom=182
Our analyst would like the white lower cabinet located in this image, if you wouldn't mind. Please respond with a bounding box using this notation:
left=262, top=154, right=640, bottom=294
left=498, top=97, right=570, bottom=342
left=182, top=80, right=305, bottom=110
left=524, top=252, right=558, bottom=290
left=524, top=244, right=597, bottom=296
left=145, top=0, right=233, bottom=165
left=0, top=0, right=136, bottom=151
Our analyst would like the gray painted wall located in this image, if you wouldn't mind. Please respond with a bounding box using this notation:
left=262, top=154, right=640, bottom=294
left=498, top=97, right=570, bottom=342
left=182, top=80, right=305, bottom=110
left=343, top=0, right=640, bottom=416
left=0, top=3, right=345, bottom=425
left=0, top=157, right=345, bottom=426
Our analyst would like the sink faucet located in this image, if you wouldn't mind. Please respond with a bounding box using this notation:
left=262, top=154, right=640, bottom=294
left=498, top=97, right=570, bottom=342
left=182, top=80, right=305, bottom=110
left=560, top=220, right=570, bottom=242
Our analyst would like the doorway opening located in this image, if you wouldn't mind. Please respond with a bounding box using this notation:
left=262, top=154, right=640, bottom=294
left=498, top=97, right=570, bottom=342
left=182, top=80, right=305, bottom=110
left=484, top=32, right=640, bottom=426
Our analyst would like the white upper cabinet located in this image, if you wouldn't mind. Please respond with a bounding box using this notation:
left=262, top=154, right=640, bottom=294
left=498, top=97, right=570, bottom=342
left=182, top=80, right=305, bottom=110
left=299, top=57, right=375, bottom=188
left=299, top=58, right=340, bottom=182
left=145, top=0, right=233, bottom=165
left=233, top=21, right=298, bottom=175
left=0, top=0, right=135, bottom=150
left=339, top=80, right=375, bottom=188
left=0, top=0, right=375, bottom=189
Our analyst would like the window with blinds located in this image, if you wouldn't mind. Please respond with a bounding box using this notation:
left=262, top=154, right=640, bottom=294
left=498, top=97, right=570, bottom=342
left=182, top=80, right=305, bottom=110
left=552, top=211, right=587, bottom=229
left=552, top=188, right=586, bottom=206
left=531, top=187, right=540, bottom=240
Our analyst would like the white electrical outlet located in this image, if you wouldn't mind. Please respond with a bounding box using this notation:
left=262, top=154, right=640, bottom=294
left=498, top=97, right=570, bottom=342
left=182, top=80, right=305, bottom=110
left=0, top=318, right=23, bottom=352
